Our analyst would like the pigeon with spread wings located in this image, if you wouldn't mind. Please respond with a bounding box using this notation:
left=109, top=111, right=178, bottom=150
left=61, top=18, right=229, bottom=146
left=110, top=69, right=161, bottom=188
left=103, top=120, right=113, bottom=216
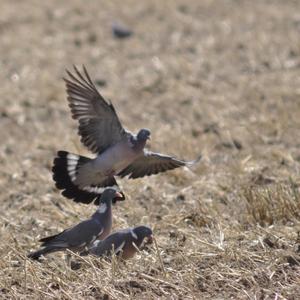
left=52, top=66, right=201, bottom=204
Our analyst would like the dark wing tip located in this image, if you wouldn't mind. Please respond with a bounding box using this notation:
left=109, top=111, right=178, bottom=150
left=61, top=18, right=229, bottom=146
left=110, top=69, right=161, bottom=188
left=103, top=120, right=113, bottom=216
left=65, top=68, right=74, bottom=79
left=73, top=64, right=80, bottom=74
left=82, top=64, right=88, bottom=75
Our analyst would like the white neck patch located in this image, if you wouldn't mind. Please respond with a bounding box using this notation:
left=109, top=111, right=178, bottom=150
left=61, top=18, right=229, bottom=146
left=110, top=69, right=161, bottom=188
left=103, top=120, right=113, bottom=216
left=115, top=241, right=126, bottom=254
left=130, top=229, right=138, bottom=240
left=97, top=203, right=107, bottom=214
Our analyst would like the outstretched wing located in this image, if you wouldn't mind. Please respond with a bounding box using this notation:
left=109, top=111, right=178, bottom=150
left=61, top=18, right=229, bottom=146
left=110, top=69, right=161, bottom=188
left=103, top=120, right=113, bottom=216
left=118, top=150, right=201, bottom=179
left=64, top=66, right=131, bottom=154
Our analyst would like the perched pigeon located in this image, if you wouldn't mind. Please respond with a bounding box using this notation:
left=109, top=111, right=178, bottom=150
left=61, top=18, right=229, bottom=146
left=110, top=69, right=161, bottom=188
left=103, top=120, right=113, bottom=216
left=27, top=188, right=122, bottom=260
left=81, top=225, right=153, bottom=260
left=52, top=66, right=201, bottom=204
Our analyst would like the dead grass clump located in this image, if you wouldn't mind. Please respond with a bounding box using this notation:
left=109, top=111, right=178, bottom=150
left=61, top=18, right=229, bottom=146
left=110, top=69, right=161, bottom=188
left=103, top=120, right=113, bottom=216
left=243, top=182, right=300, bottom=226
left=193, top=224, right=300, bottom=298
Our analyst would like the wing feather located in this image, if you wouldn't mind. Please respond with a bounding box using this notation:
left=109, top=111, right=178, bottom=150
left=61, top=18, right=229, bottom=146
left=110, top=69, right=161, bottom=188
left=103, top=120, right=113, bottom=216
left=118, top=150, right=201, bottom=179
left=64, top=66, right=131, bottom=154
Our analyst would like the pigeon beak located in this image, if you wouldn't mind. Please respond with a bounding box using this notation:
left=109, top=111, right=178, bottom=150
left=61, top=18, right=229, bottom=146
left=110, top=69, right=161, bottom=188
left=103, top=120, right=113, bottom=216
left=115, top=191, right=124, bottom=199
left=147, top=136, right=151, bottom=140
left=146, top=235, right=153, bottom=244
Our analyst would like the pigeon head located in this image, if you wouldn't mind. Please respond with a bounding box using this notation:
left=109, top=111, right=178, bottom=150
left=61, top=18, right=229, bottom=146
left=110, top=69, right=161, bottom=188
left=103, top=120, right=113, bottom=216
left=133, top=225, right=153, bottom=244
left=137, top=129, right=151, bottom=141
left=100, top=188, right=124, bottom=205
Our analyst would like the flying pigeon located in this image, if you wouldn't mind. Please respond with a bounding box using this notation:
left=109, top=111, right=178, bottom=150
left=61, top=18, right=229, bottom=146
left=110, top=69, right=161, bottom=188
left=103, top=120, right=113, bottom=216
left=81, top=225, right=153, bottom=260
left=27, top=188, right=122, bottom=260
left=52, top=66, right=201, bottom=204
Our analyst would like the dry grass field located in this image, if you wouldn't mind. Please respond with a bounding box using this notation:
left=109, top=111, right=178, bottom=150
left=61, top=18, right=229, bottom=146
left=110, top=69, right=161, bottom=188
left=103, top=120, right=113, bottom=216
left=1, top=0, right=300, bottom=299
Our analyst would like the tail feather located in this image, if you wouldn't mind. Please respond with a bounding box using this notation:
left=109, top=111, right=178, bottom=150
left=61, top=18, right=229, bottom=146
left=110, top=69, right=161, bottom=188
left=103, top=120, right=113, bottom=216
left=53, top=150, right=90, bottom=189
left=52, top=151, right=98, bottom=204
left=52, top=151, right=122, bottom=204
left=27, top=246, right=58, bottom=260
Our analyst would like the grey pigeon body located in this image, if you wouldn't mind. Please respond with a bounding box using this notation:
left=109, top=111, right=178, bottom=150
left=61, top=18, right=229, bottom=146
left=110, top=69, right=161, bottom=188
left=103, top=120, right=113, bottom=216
left=81, top=225, right=153, bottom=260
left=52, top=66, right=201, bottom=204
left=27, top=188, right=121, bottom=260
